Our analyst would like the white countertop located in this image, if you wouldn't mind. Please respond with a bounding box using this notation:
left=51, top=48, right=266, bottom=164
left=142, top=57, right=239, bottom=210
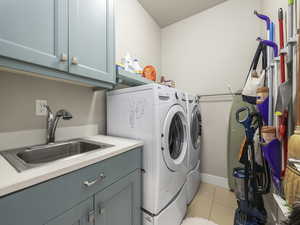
left=0, top=135, right=143, bottom=197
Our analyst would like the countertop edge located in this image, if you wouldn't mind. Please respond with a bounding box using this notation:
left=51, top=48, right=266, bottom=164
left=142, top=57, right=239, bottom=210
left=0, top=137, right=143, bottom=198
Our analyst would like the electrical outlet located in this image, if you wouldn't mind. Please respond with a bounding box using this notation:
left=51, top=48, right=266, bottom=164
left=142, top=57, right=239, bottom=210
left=36, top=100, right=48, bottom=116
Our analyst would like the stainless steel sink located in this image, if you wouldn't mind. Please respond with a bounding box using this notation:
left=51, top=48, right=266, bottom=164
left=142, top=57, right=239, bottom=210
left=1, top=139, right=113, bottom=172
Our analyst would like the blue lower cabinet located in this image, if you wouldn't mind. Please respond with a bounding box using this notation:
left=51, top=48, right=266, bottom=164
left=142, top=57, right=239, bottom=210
left=0, top=148, right=142, bottom=225
left=95, top=170, right=141, bottom=225
left=46, top=170, right=141, bottom=225
left=45, top=198, right=94, bottom=225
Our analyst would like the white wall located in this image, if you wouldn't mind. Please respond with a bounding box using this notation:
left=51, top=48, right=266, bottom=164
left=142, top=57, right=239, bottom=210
left=162, top=0, right=262, bottom=94
left=161, top=0, right=262, bottom=178
left=115, top=0, right=161, bottom=73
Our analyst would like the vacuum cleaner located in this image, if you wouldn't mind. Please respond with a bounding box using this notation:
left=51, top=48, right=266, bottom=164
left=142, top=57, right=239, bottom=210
left=233, top=107, right=271, bottom=225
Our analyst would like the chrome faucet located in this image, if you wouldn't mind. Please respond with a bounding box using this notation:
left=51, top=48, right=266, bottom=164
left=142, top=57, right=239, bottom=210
left=45, top=105, right=73, bottom=144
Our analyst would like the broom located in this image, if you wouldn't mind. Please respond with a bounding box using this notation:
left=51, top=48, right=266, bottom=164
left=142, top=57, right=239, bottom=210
left=288, top=23, right=300, bottom=159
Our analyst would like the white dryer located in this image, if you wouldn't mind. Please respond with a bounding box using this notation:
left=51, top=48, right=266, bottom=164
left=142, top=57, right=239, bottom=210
left=107, top=84, right=188, bottom=225
left=186, top=94, right=202, bottom=204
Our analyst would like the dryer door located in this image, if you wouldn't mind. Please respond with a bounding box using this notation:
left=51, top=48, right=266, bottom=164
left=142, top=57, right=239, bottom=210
left=190, top=106, right=202, bottom=150
left=162, top=105, right=188, bottom=172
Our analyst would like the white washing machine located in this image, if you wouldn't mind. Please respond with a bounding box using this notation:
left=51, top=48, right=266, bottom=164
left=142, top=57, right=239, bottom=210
left=107, top=84, right=188, bottom=225
left=185, top=94, right=202, bottom=204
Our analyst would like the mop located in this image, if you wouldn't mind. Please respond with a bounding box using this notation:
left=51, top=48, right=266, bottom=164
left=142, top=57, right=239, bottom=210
left=276, top=8, right=289, bottom=176
left=288, top=8, right=300, bottom=160
left=254, top=11, right=274, bottom=126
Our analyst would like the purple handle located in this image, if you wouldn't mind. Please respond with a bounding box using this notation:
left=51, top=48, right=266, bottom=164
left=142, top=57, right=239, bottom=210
left=254, top=10, right=271, bottom=30
left=261, top=40, right=278, bottom=57
left=257, top=38, right=279, bottom=57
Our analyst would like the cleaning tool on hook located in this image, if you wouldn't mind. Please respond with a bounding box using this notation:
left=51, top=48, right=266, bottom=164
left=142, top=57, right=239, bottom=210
left=276, top=1, right=294, bottom=125
left=254, top=11, right=271, bottom=33
left=259, top=38, right=279, bottom=126
left=234, top=107, right=268, bottom=225
left=276, top=8, right=289, bottom=176
left=276, top=8, right=288, bottom=117
left=256, top=38, right=283, bottom=192
left=254, top=12, right=276, bottom=126
left=288, top=13, right=300, bottom=160
left=287, top=0, right=295, bottom=136
left=278, top=8, right=286, bottom=84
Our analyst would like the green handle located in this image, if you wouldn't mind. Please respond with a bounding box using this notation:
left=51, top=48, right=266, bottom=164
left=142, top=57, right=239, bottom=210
left=288, top=0, right=294, bottom=5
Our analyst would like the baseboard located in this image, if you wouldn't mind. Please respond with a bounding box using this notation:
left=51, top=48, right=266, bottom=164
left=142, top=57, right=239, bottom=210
left=200, top=173, right=229, bottom=189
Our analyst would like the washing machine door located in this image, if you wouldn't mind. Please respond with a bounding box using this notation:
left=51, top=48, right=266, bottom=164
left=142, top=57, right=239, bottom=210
left=190, top=106, right=202, bottom=150
left=162, top=104, right=188, bottom=172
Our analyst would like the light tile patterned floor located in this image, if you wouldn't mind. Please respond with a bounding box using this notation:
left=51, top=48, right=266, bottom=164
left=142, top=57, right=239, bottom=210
left=186, top=183, right=237, bottom=225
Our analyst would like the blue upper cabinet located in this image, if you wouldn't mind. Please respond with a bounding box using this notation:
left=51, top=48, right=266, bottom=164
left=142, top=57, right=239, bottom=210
left=69, top=0, right=115, bottom=84
left=0, top=0, right=115, bottom=88
left=0, top=0, right=68, bottom=72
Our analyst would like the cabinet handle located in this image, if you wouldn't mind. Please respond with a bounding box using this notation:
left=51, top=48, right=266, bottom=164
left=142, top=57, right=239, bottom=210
left=60, top=53, right=67, bottom=62
left=83, top=173, right=106, bottom=187
left=88, top=210, right=95, bottom=223
left=98, top=207, right=105, bottom=215
left=71, top=56, right=79, bottom=65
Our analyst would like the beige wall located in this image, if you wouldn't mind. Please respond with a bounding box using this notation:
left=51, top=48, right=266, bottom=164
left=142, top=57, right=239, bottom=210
left=115, top=0, right=161, bottom=73
left=161, top=0, right=262, bottom=178
left=0, top=72, right=107, bottom=134
left=161, top=0, right=262, bottom=94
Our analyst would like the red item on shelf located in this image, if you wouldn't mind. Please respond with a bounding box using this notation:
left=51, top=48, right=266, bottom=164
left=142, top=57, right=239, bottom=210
left=143, top=65, right=156, bottom=81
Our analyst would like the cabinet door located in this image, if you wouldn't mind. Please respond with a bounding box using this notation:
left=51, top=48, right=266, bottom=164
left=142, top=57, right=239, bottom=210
left=69, top=0, right=115, bottom=84
left=0, top=0, right=68, bottom=71
left=95, top=170, right=141, bottom=225
left=45, top=198, right=94, bottom=225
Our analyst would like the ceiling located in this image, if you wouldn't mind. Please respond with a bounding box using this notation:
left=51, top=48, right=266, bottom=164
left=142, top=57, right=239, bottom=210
left=138, top=0, right=228, bottom=27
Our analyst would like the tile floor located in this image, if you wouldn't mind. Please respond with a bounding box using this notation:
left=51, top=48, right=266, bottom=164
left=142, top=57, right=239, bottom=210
left=186, top=182, right=237, bottom=225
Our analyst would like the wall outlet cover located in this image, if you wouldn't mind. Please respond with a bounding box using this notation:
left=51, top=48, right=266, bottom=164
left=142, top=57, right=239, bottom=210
left=36, top=100, right=48, bottom=116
